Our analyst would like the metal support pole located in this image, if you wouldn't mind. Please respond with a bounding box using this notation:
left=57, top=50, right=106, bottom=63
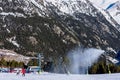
left=38, top=53, right=41, bottom=72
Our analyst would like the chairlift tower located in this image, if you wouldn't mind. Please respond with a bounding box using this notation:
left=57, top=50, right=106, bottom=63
left=38, top=53, right=41, bottom=70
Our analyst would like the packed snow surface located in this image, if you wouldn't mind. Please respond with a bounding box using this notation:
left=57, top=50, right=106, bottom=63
left=1, top=72, right=120, bottom=80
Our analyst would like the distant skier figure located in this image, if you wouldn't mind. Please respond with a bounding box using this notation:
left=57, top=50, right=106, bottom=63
left=22, top=68, right=26, bottom=76
left=16, top=69, right=20, bottom=75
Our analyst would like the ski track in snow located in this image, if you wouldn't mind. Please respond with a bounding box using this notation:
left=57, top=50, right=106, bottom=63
left=1, top=72, right=120, bottom=80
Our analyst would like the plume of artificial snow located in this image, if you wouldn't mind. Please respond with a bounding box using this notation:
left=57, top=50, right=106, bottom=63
left=67, top=48, right=104, bottom=74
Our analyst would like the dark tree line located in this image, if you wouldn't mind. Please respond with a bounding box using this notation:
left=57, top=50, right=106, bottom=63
left=0, top=58, right=24, bottom=68
left=89, top=61, right=120, bottom=74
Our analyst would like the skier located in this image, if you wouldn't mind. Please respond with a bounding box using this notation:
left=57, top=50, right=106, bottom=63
left=16, top=69, right=20, bottom=75
left=21, top=68, right=26, bottom=76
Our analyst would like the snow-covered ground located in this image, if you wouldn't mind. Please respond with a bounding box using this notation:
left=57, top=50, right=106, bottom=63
left=1, top=72, right=120, bottom=80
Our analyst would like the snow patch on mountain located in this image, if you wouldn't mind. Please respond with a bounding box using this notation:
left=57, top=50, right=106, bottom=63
left=6, top=36, right=20, bottom=48
left=89, top=0, right=120, bottom=25
left=0, top=12, right=26, bottom=18
left=6, top=29, right=11, bottom=33
left=29, top=0, right=43, bottom=10
left=0, top=49, right=31, bottom=62
left=0, top=49, right=19, bottom=57
left=90, top=0, right=119, bottom=9
left=43, top=0, right=94, bottom=16
left=106, top=1, right=120, bottom=25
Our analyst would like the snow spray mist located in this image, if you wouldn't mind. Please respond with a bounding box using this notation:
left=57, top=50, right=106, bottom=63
left=67, top=47, right=104, bottom=74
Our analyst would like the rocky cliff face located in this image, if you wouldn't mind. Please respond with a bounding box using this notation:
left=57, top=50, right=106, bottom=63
left=0, top=0, right=120, bottom=59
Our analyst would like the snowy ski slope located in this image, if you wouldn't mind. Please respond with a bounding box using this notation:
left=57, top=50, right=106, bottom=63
left=1, top=72, right=120, bottom=80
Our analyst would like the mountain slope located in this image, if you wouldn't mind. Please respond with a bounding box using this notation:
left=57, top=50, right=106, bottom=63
left=106, top=1, right=120, bottom=26
left=0, top=0, right=120, bottom=60
left=90, top=0, right=119, bottom=9
left=89, top=0, right=120, bottom=28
